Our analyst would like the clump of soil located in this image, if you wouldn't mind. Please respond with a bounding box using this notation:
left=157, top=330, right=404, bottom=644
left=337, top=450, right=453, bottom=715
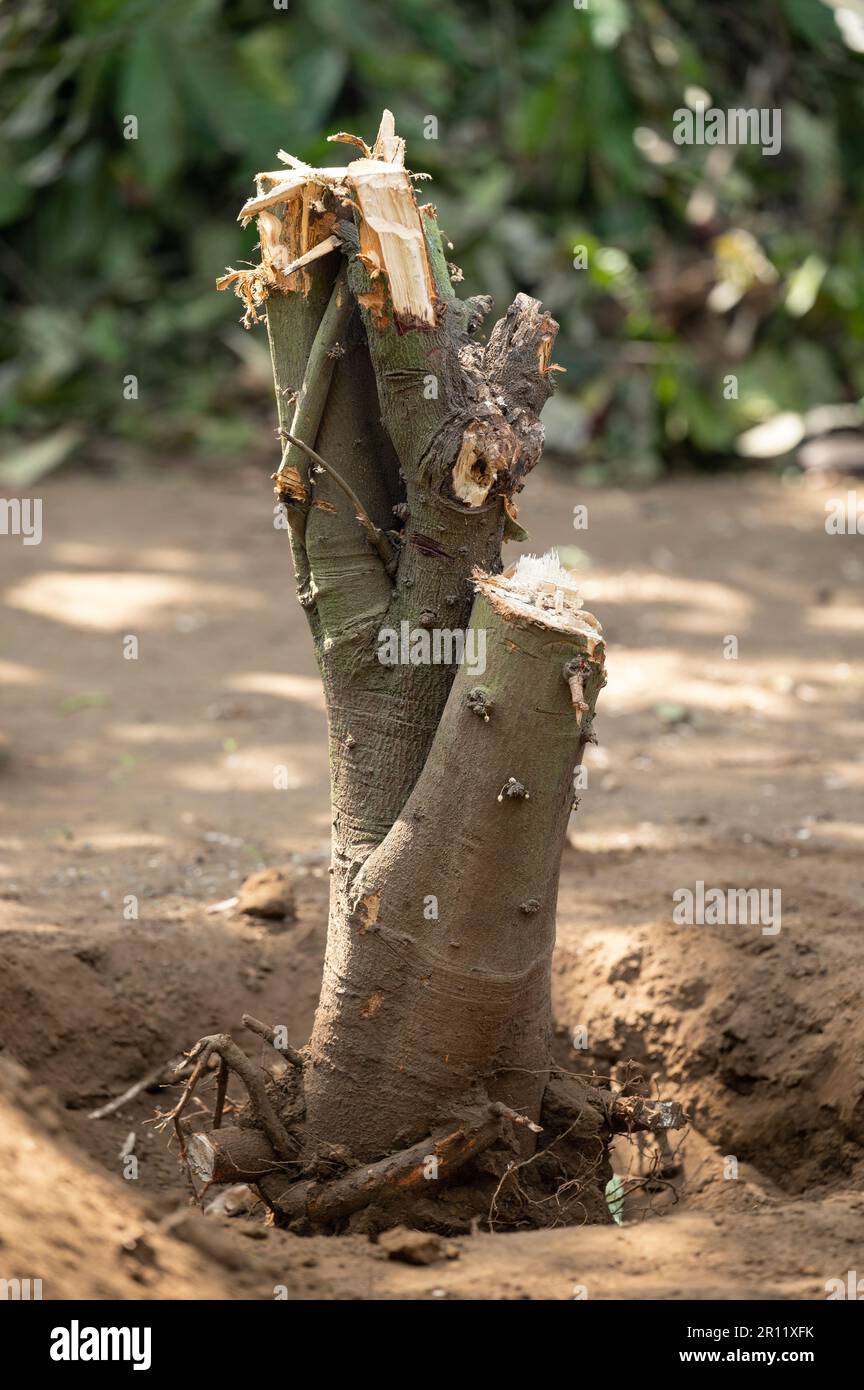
left=236, top=867, right=296, bottom=922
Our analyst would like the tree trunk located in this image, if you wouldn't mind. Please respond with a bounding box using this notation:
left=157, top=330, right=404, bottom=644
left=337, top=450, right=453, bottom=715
left=304, top=577, right=605, bottom=1159
left=210, top=111, right=621, bottom=1231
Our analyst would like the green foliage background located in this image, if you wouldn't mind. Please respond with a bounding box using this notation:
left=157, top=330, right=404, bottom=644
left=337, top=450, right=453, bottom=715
left=1, top=0, right=863, bottom=475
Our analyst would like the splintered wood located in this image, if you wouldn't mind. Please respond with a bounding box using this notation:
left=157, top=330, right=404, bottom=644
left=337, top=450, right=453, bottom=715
left=220, top=110, right=436, bottom=329
left=476, top=552, right=604, bottom=653
left=349, top=160, right=436, bottom=327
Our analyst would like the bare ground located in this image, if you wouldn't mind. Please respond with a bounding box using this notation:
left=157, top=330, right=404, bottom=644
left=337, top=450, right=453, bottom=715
left=1, top=461, right=862, bottom=1299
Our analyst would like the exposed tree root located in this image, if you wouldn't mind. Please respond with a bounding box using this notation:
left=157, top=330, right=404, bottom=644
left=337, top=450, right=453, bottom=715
left=159, top=1016, right=688, bottom=1236
left=153, top=1029, right=295, bottom=1161
left=258, top=1102, right=534, bottom=1229
left=240, top=1013, right=303, bottom=1069
left=186, top=1126, right=280, bottom=1185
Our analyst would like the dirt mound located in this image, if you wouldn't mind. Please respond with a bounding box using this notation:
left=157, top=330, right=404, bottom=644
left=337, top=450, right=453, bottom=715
left=554, top=842, right=864, bottom=1196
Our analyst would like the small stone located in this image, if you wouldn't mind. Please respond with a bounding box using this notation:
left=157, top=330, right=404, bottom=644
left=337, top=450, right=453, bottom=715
left=378, top=1226, right=455, bottom=1266
left=236, top=868, right=296, bottom=923
left=204, top=1184, right=259, bottom=1218
left=118, top=1235, right=158, bottom=1269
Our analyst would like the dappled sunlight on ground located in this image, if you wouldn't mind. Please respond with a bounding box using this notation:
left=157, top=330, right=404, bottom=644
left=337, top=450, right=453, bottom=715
left=169, top=746, right=314, bottom=794
left=227, top=671, right=326, bottom=709
left=48, top=543, right=208, bottom=573
left=5, top=570, right=261, bottom=631
left=0, top=657, right=45, bottom=686
left=581, top=571, right=752, bottom=625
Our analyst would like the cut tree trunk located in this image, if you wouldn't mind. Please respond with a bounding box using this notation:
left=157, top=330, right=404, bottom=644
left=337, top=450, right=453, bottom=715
left=197, top=110, right=672, bottom=1232
left=303, top=570, right=605, bottom=1160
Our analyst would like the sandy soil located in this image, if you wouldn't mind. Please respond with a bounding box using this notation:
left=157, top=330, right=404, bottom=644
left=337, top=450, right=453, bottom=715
left=1, top=460, right=862, bottom=1300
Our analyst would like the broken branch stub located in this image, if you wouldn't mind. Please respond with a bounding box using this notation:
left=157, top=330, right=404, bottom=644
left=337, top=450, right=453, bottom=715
left=224, top=110, right=435, bottom=332
left=186, top=1126, right=280, bottom=1185
left=349, top=159, right=436, bottom=329
left=603, top=1094, right=689, bottom=1134
left=447, top=294, right=563, bottom=509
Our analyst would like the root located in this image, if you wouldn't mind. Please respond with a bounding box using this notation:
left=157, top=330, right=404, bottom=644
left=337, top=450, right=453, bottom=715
left=185, top=1126, right=283, bottom=1185
left=601, top=1093, right=687, bottom=1135
left=155, top=1014, right=687, bottom=1236
left=241, top=1012, right=303, bottom=1068
left=485, top=1071, right=689, bottom=1231
left=153, top=1030, right=295, bottom=1161
left=88, top=1052, right=191, bottom=1120
left=258, top=1101, right=534, bottom=1228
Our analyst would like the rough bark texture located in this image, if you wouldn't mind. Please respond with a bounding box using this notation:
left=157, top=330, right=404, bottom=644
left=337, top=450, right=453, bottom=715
left=210, top=111, right=620, bottom=1230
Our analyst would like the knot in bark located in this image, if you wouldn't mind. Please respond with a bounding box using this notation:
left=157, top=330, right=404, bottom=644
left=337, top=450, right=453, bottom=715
left=466, top=686, right=493, bottom=721
left=497, top=777, right=529, bottom=803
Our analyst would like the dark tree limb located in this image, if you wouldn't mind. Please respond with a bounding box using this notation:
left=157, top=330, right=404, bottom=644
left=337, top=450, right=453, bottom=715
left=259, top=1102, right=530, bottom=1227
left=155, top=1034, right=295, bottom=1161
left=241, top=1012, right=303, bottom=1069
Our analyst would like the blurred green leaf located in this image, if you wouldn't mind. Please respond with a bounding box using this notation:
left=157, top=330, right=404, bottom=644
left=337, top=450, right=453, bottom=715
left=782, top=0, right=839, bottom=44
left=117, top=26, right=184, bottom=191
left=0, top=0, right=861, bottom=470
left=0, top=425, right=82, bottom=486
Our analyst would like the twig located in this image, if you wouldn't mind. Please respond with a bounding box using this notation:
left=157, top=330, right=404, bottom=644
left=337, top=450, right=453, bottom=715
left=277, top=430, right=396, bottom=573
left=154, top=1033, right=295, bottom=1161
left=213, top=1059, right=229, bottom=1130
left=153, top=1039, right=218, bottom=1154
left=241, top=1013, right=303, bottom=1069
left=276, top=233, right=341, bottom=279
left=490, top=1101, right=542, bottom=1134
left=88, top=1053, right=189, bottom=1120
